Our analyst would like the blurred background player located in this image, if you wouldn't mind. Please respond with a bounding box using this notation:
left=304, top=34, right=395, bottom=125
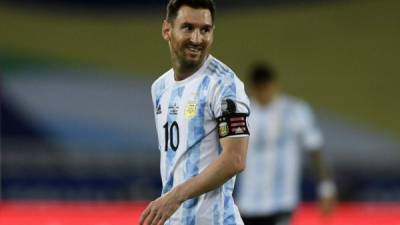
left=236, top=63, right=337, bottom=225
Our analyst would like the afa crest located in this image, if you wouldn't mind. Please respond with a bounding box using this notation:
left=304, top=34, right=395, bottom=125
left=219, top=122, right=229, bottom=137
left=185, top=102, right=197, bottom=119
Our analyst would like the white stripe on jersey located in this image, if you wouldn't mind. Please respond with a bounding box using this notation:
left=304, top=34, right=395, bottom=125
left=236, top=95, right=323, bottom=216
left=151, top=55, right=250, bottom=225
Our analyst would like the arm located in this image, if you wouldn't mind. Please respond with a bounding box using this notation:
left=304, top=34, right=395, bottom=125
left=297, top=102, right=336, bottom=214
left=139, top=137, right=248, bottom=225
left=175, top=136, right=248, bottom=200
left=309, top=149, right=332, bottom=182
left=308, top=149, right=337, bottom=215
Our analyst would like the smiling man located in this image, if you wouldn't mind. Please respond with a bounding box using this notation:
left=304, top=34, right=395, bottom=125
left=139, top=1, right=250, bottom=225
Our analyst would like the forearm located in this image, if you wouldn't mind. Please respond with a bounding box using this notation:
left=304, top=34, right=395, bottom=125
left=309, top=150, right=337, bottom=199
left=310, top=150, right=332, bottom=181
left=173, top=137, right=248, bottom=203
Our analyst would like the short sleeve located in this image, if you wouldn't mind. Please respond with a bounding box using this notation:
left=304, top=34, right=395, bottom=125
left=151, top=82, right=156, bottom=109
left=210, top=76, right=251, bottom=138
left=211, top=77, right=250, bottom=118
left=297, top=103, right=324, bottom=151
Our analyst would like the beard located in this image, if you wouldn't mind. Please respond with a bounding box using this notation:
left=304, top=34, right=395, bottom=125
left=181, top=45, right=205, bottom=68
left=172, top=40, right=208, bottom=72
left=180, top=55, right=200, bottom=70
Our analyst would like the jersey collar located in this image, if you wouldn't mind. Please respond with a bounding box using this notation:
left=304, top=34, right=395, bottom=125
left=172, top=55, right=213, bottom=86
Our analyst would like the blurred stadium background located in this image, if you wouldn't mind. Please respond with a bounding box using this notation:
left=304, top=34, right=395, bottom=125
left=1, top=0, right=399, bottom=224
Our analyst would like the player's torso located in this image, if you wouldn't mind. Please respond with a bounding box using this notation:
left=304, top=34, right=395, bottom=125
left=155, top=73, right=220, bottom=187
left=249, top=96, right=301, bottom=153
left=155, top=73, right=243, bottom=225
left=238, top=97, right=302, bottom=214
left=152, top=56, right=247, bottom=225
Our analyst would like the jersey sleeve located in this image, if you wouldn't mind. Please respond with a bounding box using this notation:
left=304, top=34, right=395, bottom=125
left=150, top=82, right=156, bottom=109
left=151, top=74, right=168, bottom=115
left=210, top=76, right=250, bottom=138
left=297, top=102, right=324, bottom=151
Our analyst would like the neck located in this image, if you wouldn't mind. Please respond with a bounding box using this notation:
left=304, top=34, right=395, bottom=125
left=256, top=93, right=279, bottom=106
left=174, top=65, right=201, bottom=81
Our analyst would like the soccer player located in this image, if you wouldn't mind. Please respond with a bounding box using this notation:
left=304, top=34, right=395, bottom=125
left=139, top=1, right=250, bottom=225
left=236, top=63, right=336, bottom=225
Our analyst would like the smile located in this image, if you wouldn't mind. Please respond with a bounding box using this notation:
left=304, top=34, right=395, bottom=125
left=186, top=45, right=202, bottom=54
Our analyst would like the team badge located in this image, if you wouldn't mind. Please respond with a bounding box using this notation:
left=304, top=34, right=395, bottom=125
left=184, top=102, right=197, bottom=119
left=219, top=121, right=229, bottom=137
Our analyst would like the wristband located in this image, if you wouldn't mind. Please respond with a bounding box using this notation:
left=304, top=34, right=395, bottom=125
left=318, top=180, right=337, bottom=198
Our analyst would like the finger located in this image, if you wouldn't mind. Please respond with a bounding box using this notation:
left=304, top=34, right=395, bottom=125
left=145, top=208, right=158, bottom=225
left=139, top=204, right=152, bottom=225
left=150, top=213, right=162, bottom=225
left=157, top=215, right=168, bottom=225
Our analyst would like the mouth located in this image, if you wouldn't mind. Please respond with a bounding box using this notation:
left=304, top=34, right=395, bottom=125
left=185, top=45, right=203, bottom=56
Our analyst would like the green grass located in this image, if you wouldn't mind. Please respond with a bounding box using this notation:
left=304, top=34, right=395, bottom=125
left=1, top=0, right=399, bottom=137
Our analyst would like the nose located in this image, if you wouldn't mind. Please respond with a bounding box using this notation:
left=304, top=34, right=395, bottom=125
left=190, top=29, right=202, bottom=44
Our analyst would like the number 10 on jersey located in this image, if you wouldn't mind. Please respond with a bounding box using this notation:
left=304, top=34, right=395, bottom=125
left=163, top=121, right=180, bottom=152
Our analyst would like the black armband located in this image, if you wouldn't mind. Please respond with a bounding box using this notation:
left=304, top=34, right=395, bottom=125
left=217, top=113, right=249, bottom=138
left=217, top=99, right=250, bottom=138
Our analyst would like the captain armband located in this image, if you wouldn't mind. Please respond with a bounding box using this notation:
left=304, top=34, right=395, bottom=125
left=217, top=99, right=249, bottom=138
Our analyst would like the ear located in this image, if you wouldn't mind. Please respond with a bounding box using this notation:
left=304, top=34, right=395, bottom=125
left=162, top=20, right=171, bottom=41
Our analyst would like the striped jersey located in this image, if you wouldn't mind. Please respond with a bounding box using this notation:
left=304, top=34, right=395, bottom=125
left=151, top=55, right=250, bottom=225
left=236, top=95, right=323, bottom=216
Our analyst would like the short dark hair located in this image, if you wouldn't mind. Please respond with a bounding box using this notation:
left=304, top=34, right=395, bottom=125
left=166, top=0, right=215, bottom=23
left=249, top=63, right=277, bottom=86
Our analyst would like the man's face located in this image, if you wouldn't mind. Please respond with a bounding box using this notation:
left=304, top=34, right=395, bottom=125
left=162, top=6, right=214, bottom=69
left=252, top=81, right=279, bottom=105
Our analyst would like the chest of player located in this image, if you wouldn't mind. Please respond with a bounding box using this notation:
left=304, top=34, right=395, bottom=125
left=156, top=74, right=214, bottom=119
left=250, top=106, right=301, bottom=149
left=156, top=87, right=209, bottom=121
left=155, top=85, right=212, bottom=152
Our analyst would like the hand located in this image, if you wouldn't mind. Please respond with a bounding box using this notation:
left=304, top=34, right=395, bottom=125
left=139, top=189, right=182, bottom=225
left=318, top=195, right=336, bottom=215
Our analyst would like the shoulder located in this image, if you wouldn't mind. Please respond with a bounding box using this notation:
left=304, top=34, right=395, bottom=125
left=205, top=56, right=239, bottom=84
left=280, top=95, right=316, bottom=120
left=280, top=95, right=309, bottom=109
left=151, top=69, right=173, bottom=95
left=206, top=56, right=244, bottom=92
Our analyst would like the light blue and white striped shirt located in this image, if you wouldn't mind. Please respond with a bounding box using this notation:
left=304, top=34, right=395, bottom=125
left=151, top=55, right=250, bottom=225
left=236, top=95, right=323, bottom=216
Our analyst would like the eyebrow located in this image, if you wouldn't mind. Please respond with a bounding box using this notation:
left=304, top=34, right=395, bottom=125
left=181, top=22, right=213, bottom=28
